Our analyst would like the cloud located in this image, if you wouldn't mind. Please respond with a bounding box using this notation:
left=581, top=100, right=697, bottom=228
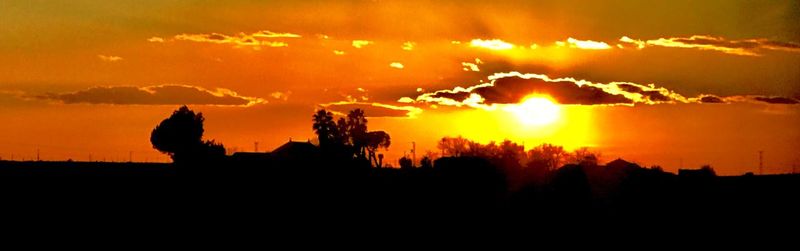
left=752, top=96, right=799, bottom=104
left=409, top=72, right=800, bottom=109
left=389, top=62, right=405, bottom=69
left=333, top=50, right=346, bottom=55
left=695, top=94, right=725, bottom=104
left=98, top=55, right=123, bottom=62
left=556, top=38, right=612, bottom=50
left=352, top=40, right=374, bottom=48
left=251, top=30, right=301, bottom=38
left=270, top=91, right=291, bottom=101
left=37, top=85, right=266, bottom=106
left=461, top=58, right=483, bottom=72
left=411, top=72, right=690, bottom=108
left=469, top=39, right=514, bottom=50
left=170, top=30, right=299, bottom=49
left=147, top=37, right=165, bottom=43
left=321, top=101, right=422, bottom=118
left=722, top=95, right=800, bottom=105
left=619, top=35, right=800, bottom=56
left=402, top=41, right=416, bottom=51
left=462, top=62, right=480, bottom=72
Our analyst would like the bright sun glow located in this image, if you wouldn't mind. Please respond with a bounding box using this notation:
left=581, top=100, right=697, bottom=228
left=506, top=96, right=561, bottom=126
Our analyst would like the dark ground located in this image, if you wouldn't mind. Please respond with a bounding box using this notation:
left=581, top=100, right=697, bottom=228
left=0, top=159, right=798, bottom=228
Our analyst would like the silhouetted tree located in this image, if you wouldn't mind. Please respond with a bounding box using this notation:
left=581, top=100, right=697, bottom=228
left=399, top=156, right=413, bottom=169
left=567, top=147, right=600, bottom=166
left=346, top=109, right=369, bottom=160
left=420, top=156, right=433, bottom=169
left=527, top=144, right=567, bottom=171
left=700, top=165, right=717, bottom=176
left=437, top=136, right=470, bottom=157
left=365, top=131, right=391, bottom=167
left=312, top=109, right=339, bottom=148
left=151, top=106, right=228, bottom=164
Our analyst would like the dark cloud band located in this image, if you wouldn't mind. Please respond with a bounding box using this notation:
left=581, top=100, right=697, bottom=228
left=37, top=85, right=265, bottom=106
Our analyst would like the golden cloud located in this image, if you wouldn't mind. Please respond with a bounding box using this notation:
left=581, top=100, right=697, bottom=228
left=168, top=30, right=299, bottom=49
left=556, top=38, right=612, bottom=50
left=321, top=101, right=422, bottom=118
left=409, top=72, right=799, bottom=109
left=402, top=41, right=416, bottom=51
left=352, top=40, right=374, bottom=48
left=98, top=55, right=123, bottom=62
left=389, top=62, right=405, bottom=69
left=469, top=39, right=515, bottom=50
left=619, top=35, right=800, bottom=56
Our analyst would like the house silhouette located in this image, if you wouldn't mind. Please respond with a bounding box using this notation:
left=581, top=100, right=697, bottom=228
left=230, top=140, right=319, bottom=166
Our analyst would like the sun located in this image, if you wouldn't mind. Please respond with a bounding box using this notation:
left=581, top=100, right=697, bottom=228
left=507, top=95, right=561, bottom=126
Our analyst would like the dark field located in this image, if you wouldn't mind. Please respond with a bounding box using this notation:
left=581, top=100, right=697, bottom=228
left=1, top=159, right=798, bottom=227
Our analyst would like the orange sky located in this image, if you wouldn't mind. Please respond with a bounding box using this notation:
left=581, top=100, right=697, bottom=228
left=1, top=0, right=799, bottom=175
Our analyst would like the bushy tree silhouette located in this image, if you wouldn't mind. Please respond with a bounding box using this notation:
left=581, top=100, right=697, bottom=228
left=366, top=131, right=391, bottom=167
left=311, top=108, right=391, bottom=168
left=527, top=144, right=567, bottom=171
left=399, top=156, right=413, bottom=169
left=151, top=105, right=225, bottom=164
left=346, top=109, right=369, bottom=159
left=420, top=156, right=433, bottom=169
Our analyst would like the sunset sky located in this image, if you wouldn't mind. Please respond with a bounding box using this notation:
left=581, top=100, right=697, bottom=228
left=1, top=0, right=798, bottom=174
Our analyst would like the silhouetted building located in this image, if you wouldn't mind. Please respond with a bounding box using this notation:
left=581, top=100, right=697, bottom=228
left=272, top=140, right=319, bottom=160
left=605, top=158, right=640, bottom=171
left=229, top=140, right=320, bottom=167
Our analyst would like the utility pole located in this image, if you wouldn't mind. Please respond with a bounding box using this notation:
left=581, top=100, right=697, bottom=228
left=759, top=151, right=764, bottom=175
left=37, top=148, right=40, bottom=161
left=254, top=141, right=259, bottom=152
left=129, top=151, right=133, bottom=163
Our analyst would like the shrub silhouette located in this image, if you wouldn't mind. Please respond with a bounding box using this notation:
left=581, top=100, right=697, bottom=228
left=150, top=105, right=225, bottom=165
left=399, top=156, right=413, bottom=169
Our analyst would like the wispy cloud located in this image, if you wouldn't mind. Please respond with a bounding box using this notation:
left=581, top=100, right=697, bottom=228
left=556, top=38, right=612, bottom=50
left=98, top=55, right=123, bottom=62
left=161, top=30, right=299, bottom=49
left=270, top=91, right=292, bottom=101
left=251, top=30, right=301, bottom=38
left=469, top=39, right=515, bottom=50
left=402, top=41, right=416, bottom=51
left=147, top=37, right=165, bottom=43
left=461, top=58, right=483, bottom=72
left=619, top=35, right=800, bottom=56
left=321, top=101, right=422, bottom=118
left=389, top=62, right=404, bottom=69
left=37, top=85, right=266, bottom=106
left=352, top=40, right=374, bottom=48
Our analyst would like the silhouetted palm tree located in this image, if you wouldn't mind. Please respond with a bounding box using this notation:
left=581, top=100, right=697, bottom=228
left=346, top=109, right=368, bottom=160
left=312, top=109, right=338, bottom=148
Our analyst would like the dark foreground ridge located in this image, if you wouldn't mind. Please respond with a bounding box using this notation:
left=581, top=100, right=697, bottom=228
left=1, top=157, right=798, bottom=226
